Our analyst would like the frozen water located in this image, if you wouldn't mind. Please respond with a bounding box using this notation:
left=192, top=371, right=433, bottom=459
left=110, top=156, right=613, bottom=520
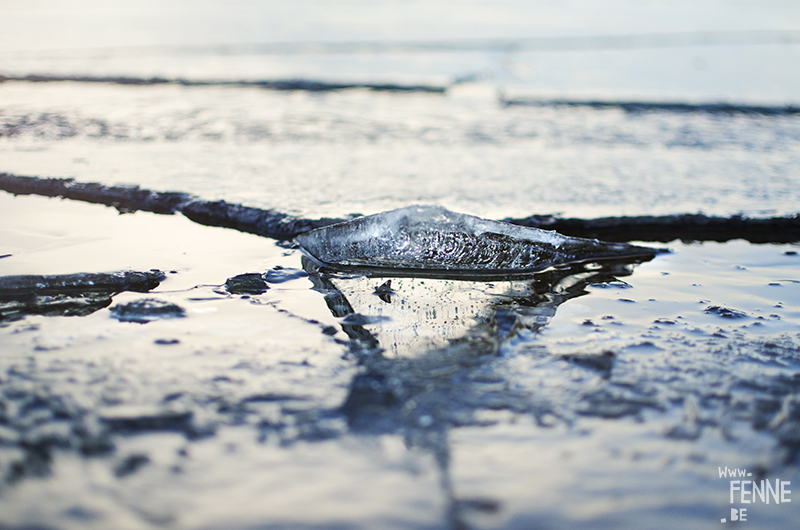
left=2, top=147, right=800, bottom=530
left=296, top=205, right=659, bottom=276
left=1, top=2, right=799, bottom=528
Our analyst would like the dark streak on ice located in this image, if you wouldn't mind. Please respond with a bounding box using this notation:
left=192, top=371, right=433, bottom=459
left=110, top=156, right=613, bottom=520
left=180, top=199, right=347, bottom=242
left=113, top=454, right=151, bottom=478
left=100, top=409, right=198, bottom=436
left=0, top=270, right=165, bottom=294
left=0, top=173, right=346, bottom=241
left=0, top=270, right=166, bottom=322
left=2, top=172, right=800, bottom=244
left=0, top=173, right=190, bottom=215
left=501, top=96, right=800, bottom=117
left=0, top=74, right=446, bottom=94
left=508, top=212, right=800, bottom=244
left=3, top=74, right=798, bottom=115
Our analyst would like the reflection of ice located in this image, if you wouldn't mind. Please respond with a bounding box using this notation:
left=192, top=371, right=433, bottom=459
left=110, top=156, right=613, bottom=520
left=305, top=256, right=643, bottom=359
left=316, top=274, right=505, bottom=356
left=297, top=205, right=657, bottom=277
left=304, top=256, right=646, bottom=528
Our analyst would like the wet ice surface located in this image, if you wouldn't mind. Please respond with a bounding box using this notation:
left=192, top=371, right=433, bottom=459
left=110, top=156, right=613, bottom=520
left=1, top=193, right=799, bottom=529
left=2, top=2, right=800, bottom=527
left=1, top=81, right=799, bottom=220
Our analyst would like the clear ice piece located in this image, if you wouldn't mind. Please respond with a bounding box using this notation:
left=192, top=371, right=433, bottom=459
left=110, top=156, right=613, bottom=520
left=296, top=205, right=659, bottom=277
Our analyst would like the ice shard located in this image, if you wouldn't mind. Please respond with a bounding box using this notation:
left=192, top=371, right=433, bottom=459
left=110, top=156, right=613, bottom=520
left=296, top=205, right=661, bottom=277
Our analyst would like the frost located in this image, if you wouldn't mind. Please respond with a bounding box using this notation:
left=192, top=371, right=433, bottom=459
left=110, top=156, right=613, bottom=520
left=296, top=205, right=659, bottom=276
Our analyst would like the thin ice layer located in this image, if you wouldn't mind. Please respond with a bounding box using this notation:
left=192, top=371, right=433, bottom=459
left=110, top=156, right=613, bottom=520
left=296, top=205, right=658, bottom=274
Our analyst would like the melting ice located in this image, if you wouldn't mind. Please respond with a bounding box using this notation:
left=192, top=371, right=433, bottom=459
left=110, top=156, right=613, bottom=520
left=296, top=205, right=660, bottom=277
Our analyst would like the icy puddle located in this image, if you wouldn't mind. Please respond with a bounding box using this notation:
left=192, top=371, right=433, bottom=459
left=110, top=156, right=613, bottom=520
left=1, top=192, right=799, bottom=529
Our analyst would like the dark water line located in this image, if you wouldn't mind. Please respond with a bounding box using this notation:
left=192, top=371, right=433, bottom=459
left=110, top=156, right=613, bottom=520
left=2, top=173, right=799, bottom=244
left=0, top=173, right=346, bottom=241
left=501, top=97, right=800, bottom=116
left=0, top=270, right=165, bottom=295
left=506, top=213, right=800, bottom=244
left=2, top=73, right=795, bottom=115
left=179, top=200, right=349, bottom=242
left=0, top=74, right=446, bottom=94
left=0, top=173, right=192, bottom=215
left=4, top=73, right=796, bottom=115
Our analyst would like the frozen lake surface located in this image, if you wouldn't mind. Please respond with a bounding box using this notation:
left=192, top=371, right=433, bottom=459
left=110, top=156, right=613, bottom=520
left=1, top=1, right=800, bottom=529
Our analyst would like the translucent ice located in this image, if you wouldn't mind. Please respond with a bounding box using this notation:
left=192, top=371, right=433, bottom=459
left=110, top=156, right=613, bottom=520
left=296, top=205, right=660, bottom=277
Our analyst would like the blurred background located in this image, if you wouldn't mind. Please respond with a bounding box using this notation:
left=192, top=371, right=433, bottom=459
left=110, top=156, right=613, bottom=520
left=1, top=1, right=799, bottom=219
left=2, top=0, right=798, bottom=102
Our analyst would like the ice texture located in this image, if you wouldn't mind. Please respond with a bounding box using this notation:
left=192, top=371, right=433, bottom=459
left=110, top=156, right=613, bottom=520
left=296, top=205, right=658, bottom=276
